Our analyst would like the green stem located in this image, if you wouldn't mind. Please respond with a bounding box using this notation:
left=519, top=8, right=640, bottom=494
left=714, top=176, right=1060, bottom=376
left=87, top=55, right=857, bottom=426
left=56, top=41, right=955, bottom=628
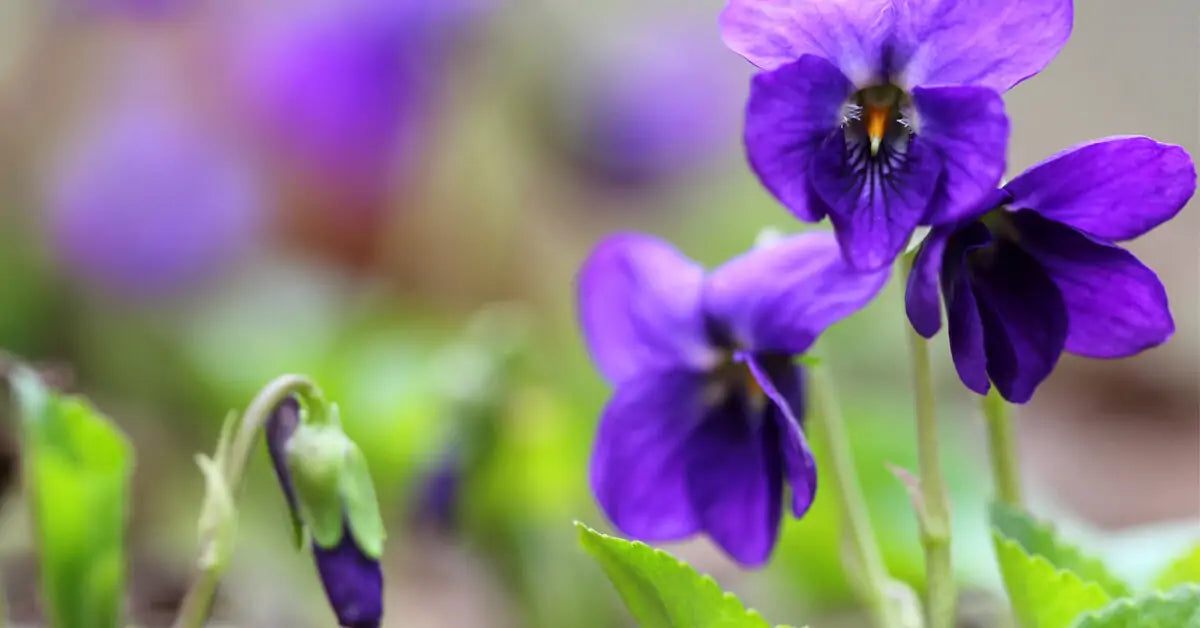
left=809, top=362, right=899, bottom=628
left=172, top=375, right=324, bottom=628
left=901, top=255, right=956, bottom=628
left=981, top=386, right=1022, bottom=506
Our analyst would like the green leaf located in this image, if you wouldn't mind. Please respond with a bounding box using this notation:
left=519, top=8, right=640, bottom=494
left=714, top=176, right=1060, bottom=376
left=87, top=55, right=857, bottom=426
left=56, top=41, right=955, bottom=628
left=1070, top=584, right=1200, bottom=628
left=576, top=523, right=780, bottom=628
left=1155, top=544, right=1200, bottom=591
left=10, top=367, right=133, bottom=628
left=991, top=503, right=1132, bottom=598
left=992, top=532, right=1113, bottom=628
left=340, top=442, right=386, bottom=559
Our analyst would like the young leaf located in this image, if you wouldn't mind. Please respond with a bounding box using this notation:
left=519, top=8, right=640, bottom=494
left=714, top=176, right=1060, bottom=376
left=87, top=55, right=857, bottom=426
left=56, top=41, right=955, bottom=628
left=10, top=367, right=133, bottom=628
left=1070, top=584, right=1200, bottom=628
left=576, top=523, right=784, bottom=628
left=992, top=532, right=1112, bottom=628
left=1155, top=544, right=1200, bottom=591
left=991, top=503, right=1131, bottom=598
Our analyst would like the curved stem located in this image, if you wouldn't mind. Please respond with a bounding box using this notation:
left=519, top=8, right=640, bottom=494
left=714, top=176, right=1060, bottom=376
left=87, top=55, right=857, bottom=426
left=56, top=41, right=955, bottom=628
left=981, top=387, right=1022, bottom=506
left=172, top=375, right=324, bottom=628
left=809, top=362, right=899, bottom=628
left=901, top=255, right=955, bottom=628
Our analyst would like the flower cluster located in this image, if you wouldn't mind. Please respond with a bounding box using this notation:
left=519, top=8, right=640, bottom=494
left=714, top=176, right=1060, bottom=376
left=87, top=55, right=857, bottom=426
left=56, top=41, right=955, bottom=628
left=576, top=0, right=1194, bottom=565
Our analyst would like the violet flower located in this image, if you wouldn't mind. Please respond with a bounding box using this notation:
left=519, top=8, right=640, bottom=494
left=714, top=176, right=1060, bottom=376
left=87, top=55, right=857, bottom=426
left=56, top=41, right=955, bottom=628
left=46, top=102, right=261, bottom=298
left=266, top=398, right=384, bottom=628
left=236, top=1, right=481, bottom=205
left=906, top=137, right=1196, bottom=403
left=577, top=231, right=889, bottom=565
left=552, top=27, right=743, bottom=188
left=720, top=0, right=1074, bottom=270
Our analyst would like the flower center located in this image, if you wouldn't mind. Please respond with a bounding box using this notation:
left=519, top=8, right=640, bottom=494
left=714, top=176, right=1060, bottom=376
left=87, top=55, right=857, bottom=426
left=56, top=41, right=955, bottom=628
left=847, top=84, right=911, bottom=156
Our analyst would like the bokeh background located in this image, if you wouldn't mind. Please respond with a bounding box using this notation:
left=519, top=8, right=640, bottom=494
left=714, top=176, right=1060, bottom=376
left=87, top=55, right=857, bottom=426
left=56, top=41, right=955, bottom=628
left=0, top=0, right=1196, bottom=626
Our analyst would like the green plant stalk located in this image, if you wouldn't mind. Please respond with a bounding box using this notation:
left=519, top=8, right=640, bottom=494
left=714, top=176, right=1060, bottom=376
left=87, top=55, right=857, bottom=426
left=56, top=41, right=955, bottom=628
left=809, top=362, right=900, bottom=628
left=901, top=255, right=955, bottom=628
left=172, top=375, right=325, bottom=628
left=981, top=386, right=1022, bottom=507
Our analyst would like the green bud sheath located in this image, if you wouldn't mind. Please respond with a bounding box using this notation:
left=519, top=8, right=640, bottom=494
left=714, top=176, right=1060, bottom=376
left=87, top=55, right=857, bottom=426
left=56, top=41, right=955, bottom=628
left=285, top=424, right=351, bottom=549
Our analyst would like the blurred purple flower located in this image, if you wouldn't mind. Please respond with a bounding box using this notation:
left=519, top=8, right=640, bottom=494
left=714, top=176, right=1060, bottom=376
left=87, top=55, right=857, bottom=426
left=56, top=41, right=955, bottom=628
left=266, top=398, right=383, bottom=628
left=906, top=137, right=1196, bottom=403
left=721, top=0, right=1074, bottom=270
left=236, top=1, right=483, bottom=204
left=46, top=101, right=261, bottom=298
left=56, top=0, right=190, bottom=20
left=552, top=28, right=744, bottom=188
left=576, top=232, right=889, bottom=565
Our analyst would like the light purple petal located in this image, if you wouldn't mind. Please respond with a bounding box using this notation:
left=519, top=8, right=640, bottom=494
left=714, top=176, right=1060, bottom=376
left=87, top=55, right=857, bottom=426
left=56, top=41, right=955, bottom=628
left=590, top=371, right=708, bottom=541
left=1004, top=137, right=1197, bottom=242
left=577, top=233, right=715, bottom=384
left=893, top=0, right=1073, bottom=92
left=969, top=238, right=1068, bottom=404
left=810, top=131, right=942, bottom=270
left=704, top=232, right=891, bottom=354
left=1011, top=210, right=1173, bottom=359
left=719, top=0, right=893, bottom=85
left=743, top=355, right=817, bottom=517
left=913, top=86, right=1009, bottom=225
left=942, top=223, right=992, bottom=395
left=745, top=55, right=854, bottom=222
left=685, top=391, right=784, bottom=567
left=905, top=227, right=952, bottom=338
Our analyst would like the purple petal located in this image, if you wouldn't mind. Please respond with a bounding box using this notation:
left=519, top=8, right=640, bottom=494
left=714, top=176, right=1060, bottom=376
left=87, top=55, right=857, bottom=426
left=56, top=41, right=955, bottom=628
left=48, top=102, right=262, bottom=298
left=590, top=371, right=708, bottom=541
left=942, top=223, right=992, bottom=395
left=913, top=86, right=1009, bottom=225
left=313, top=528, right=384, bottom=628
left=265, top=397, right=302, bottom=515
left=743, top=354, right=817, bottom=517
left=969, top=238, right=1068, bottom=403
left=745, top=55, right=854, bottom=222
left=893, top=0, right=1073, bottom=92
left=905, top=227, right=952, bottom=338
left=719, top=0, right=893, bottom=86
left=703, top=232, right=891, bottom=354
left=577, top=233, right=715, bottom=384
left=1010, top=210, right=1173, bottom=359
left=810, top=131, right=942, bottom=270
left=684, top=390, right=784, bottom=567
left=1004, top=137, right=1197, bottom=242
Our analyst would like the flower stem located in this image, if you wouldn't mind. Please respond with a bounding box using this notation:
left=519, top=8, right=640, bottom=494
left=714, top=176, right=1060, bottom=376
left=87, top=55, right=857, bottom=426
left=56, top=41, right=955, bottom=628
left=981, top=387, right=1022, bottom=506
left=172, top=375, right=324, bottom=628
left=901, top=255, right=955, bottom=628
left=809, top=361, right=899, bottom=628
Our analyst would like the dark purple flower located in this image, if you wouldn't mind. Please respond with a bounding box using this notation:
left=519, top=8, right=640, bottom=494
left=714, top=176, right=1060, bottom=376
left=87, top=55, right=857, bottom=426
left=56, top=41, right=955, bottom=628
left=46, top=101, right=261, bottom=298
left=906, top=137, right=1196, bottom=403
left=577, top=231, right=889, bottom=565
left=265, top=398, right=383, bottom=628
left=721, top=0, right=1074, bottom=270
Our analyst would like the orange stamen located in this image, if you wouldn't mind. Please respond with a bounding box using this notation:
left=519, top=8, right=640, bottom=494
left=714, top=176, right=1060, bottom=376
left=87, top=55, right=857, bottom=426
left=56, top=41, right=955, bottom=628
left=865, top=103, right=889, bottom=155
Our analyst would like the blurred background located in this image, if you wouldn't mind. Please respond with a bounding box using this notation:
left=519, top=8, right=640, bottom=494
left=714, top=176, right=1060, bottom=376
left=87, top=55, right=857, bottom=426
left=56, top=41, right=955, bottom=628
left=0, top=0, right=1196, bottom=626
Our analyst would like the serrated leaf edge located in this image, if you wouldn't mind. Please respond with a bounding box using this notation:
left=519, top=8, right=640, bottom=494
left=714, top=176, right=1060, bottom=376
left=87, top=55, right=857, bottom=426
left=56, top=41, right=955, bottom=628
left=991, top=503, right=1130, bottom=597
left=1068, top=584, right=1200, bottom=628
left=992, top=533, right=1112, bottom=625
left=576, top=522, right=773, bottom=625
